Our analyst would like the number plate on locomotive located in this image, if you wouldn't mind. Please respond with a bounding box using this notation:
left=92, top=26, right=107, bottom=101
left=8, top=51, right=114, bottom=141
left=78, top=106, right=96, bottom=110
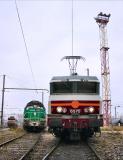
left=70, top=109, right=80, bottom=114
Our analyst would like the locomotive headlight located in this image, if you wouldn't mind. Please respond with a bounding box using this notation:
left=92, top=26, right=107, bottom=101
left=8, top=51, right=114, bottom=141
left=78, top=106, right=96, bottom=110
left=56, top=106, right=63, bottom=113
left=63, top=108, right=67, bottom=113
left=89, top=106, right=95, bottom=113
left=84, top=108, right=88, bottom=113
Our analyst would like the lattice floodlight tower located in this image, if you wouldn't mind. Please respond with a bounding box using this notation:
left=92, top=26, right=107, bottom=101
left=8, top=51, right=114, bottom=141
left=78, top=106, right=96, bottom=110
left=95, top=12, right=111, bottom=126
left=61, top=56, right=85, bottom=75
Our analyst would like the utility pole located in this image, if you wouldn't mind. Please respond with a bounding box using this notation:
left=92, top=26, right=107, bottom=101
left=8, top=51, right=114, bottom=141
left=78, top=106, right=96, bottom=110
left=1, top=75, right=5, bottom=128
left=42, top=92, right=44, bottom=104
left=115, top=106, right=120, bottom=119
left=95, top=12, right=111, bottom=126
left=87, top=68, right=89, bottom=76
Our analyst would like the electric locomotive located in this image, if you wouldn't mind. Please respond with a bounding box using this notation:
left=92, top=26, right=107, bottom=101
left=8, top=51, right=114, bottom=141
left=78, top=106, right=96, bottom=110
left=47, top=56, right=103, bottom=140
left=23, top=100, right=46, bottom=132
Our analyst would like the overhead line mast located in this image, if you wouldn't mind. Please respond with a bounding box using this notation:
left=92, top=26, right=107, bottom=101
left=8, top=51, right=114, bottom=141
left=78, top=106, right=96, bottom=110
left=95, top=12, right=111, bottom=126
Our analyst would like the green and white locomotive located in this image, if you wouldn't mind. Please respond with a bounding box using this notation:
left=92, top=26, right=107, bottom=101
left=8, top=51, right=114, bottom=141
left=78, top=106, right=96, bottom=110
left=23, top=100, right=46, bottom=132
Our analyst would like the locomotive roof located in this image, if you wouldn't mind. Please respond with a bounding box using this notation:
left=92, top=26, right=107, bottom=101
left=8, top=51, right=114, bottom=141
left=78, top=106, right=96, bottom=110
left=50, top=75, right=99, bottom=83
left=26, top=100, right=45, bottom=108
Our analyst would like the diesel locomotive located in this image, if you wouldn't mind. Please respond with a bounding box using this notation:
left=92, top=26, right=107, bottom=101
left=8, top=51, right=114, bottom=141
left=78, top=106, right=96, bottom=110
left=7, top=116, right=18, bottom=129
left=47, top=56, right=103, bottom=140
left=23, top=100, right=46, bottom=132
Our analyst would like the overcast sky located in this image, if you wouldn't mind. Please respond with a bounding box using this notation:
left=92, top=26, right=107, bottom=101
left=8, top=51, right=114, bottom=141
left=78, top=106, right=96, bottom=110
left=0, top=0, right=123, bottom=119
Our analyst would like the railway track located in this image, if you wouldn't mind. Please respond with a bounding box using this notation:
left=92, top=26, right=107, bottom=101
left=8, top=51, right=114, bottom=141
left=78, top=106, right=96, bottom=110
left=1, top=130, right=114, bottom=160
left=42, top=140, right=60, bottom=160
left=0, top=132, right=40, bottom=160
left=43, top=140, right=102, bottom=160
left=0, top=133, right=25, bottom=147
left=87, top=141, right=103, bottom=160
left=24, top=131, right=59, bottom=160
left=0, top=128, right=9, bottom=132
left=0, top=130, right=24, bottom=145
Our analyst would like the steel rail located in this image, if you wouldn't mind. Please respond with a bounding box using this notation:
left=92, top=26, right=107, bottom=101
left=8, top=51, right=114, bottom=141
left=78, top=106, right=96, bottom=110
left=0, top=133, right=25, bottom=147
left=42, top=140, right=61, bottom=160
left=0, top=128, right=9, bottom=132
left=87, top=141, right=102, bottom=160
left=18, top=134, right=41, bottom=160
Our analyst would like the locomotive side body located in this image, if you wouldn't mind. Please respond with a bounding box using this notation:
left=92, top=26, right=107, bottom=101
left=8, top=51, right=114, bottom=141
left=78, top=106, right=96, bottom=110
left=23, top=100, right=46, bottom=132
left=48, top=75, right=103, bottom=140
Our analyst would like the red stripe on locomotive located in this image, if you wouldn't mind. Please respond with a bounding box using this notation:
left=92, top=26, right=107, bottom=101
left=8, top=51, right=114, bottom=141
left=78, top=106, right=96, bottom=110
left=51, top=100, right=100, bottom=115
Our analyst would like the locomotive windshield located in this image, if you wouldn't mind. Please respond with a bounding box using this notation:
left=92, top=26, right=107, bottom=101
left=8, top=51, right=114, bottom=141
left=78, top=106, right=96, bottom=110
left=25, top=101, right=45, bottom=110
left=50, top=81, right=99, bottom=94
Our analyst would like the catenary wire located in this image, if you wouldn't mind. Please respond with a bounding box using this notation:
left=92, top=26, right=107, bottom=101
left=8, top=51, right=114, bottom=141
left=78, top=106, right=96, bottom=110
left=14, top=0, right=38, bottom=93
left=72, top=0, right=73, bottom=56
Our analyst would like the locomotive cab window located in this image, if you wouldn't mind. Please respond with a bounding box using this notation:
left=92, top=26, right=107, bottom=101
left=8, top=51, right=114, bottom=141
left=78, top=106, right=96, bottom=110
left=50, top=81, right=99, bottom=94
left=77, top=81, right=99, bottom=94
left=50, top=81, right=73, bottom=94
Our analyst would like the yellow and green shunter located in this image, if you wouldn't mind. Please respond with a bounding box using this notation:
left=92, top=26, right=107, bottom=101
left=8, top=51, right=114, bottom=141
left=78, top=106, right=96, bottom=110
left=23, top=100, right=46, bottom=132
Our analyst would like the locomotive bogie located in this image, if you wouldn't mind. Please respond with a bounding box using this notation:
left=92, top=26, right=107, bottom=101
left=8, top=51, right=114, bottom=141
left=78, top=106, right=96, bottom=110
left=23, top=120, right=46, bottom=132
left=48, top=114, right=103, bottom=139
left=48, top=115, right=103, bottom=128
